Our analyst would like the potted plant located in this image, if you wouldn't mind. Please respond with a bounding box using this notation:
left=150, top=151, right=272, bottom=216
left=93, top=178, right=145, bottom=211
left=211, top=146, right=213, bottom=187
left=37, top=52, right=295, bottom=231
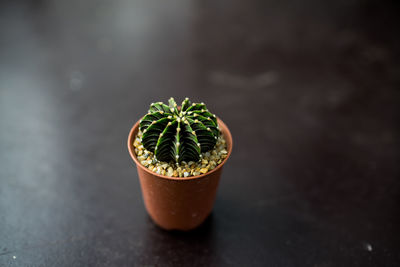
left=127, top=97, right=232, bottom=230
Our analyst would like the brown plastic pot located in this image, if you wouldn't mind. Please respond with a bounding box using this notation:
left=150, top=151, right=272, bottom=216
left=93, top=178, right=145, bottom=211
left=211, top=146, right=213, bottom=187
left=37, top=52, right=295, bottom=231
left=127, top=117, right=232, bottom=231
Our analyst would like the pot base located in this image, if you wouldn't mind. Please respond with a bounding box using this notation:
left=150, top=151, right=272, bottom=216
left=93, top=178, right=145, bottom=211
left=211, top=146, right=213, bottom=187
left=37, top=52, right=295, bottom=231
left=137, top=164, right=223, bottom=231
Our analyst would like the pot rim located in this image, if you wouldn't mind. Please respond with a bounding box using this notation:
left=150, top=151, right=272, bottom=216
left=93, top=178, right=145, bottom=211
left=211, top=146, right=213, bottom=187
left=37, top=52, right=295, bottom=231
left=127, top=116, right=233, bottom=181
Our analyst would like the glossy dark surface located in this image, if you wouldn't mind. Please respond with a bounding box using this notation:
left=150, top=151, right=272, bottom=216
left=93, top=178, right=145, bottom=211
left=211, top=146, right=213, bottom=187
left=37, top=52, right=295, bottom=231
left=1, top=0, right=399, bottom=266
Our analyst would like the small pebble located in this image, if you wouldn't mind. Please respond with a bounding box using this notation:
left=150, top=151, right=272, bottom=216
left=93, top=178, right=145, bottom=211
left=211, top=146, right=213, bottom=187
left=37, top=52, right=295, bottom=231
left=200, top=168, right=208, bottom=174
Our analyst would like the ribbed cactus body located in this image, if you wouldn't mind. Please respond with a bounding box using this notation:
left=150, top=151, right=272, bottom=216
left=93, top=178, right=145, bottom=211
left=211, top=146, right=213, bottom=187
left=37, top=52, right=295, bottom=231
left=139, top=98, right=220, bottom=163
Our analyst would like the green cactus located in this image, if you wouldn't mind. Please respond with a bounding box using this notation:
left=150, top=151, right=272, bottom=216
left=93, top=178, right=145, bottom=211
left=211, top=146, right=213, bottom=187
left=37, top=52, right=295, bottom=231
left=139, top=97, right=220, bottom=163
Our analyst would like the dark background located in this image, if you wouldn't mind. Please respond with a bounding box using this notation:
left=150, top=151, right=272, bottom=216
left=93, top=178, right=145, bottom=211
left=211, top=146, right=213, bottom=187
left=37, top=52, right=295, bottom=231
left=1, top=0, right=399, bottom=266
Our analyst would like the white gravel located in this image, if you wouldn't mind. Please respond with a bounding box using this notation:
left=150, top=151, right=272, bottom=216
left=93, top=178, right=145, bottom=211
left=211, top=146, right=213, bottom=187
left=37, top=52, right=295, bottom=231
left=133, top=129, right=228, bottom=177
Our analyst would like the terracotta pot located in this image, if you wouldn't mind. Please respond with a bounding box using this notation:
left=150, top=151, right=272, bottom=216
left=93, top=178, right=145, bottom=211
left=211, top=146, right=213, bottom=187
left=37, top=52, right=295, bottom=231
left=127, top=118, right=233, bottom=231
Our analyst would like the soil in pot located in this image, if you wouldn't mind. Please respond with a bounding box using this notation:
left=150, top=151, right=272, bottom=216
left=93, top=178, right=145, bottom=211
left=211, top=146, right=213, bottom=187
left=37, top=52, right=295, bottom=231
left=133, top=130, right=228, bottom=177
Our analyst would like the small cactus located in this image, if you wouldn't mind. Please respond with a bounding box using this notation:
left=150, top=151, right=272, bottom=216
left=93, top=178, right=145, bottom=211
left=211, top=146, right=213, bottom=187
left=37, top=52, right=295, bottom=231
left=139, top=97, right=220, bottom=163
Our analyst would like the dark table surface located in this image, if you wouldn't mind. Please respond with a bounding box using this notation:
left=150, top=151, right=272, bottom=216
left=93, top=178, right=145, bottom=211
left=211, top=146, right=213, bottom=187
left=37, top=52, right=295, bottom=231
left=1, top=0, right=399, bottom=266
